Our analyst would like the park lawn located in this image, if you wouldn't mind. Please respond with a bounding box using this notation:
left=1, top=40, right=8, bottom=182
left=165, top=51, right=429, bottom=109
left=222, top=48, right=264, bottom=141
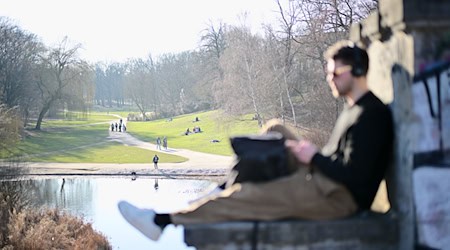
left=26, top=142, right=187, bottom=163
left=9, top=124, right=110, bottom=159
left=104, top=110, right=136, bottom=120
left=9, top=124, right=187, bottom=163
left=83, top=112, right=119, bottom=122
left=38, top=113, right=117, bottom=128
left=2, top=109, right=259, bottom=162
left=126, top=110, right=261, bottom=156
left=108, top=111, right=130, bottom=119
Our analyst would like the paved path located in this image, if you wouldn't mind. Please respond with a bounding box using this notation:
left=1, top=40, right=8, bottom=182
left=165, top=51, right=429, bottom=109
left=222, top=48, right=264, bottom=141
left=25, top=129, right=234, bottom=179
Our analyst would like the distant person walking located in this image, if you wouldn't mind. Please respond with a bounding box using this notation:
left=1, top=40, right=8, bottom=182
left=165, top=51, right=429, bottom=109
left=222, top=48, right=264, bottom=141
left=162, top=136, right=168, bottom=150
left=152, top=154, right=159, bottom=169
left=156, top=137, right=161, bottom=150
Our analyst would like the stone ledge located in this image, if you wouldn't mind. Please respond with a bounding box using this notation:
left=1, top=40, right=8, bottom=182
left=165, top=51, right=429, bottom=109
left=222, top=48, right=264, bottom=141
left=184, top=211, right=398, bottom=250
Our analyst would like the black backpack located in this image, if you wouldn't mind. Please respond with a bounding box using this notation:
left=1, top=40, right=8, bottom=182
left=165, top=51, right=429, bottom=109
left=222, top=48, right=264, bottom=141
left=225, top=131, right=290, bottom=186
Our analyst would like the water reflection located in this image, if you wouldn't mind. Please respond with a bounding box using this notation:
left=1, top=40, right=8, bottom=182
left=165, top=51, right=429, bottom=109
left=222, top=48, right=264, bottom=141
left=29, top=178, right=95, bottom=218
left=23, top=177, right=213, bottom=250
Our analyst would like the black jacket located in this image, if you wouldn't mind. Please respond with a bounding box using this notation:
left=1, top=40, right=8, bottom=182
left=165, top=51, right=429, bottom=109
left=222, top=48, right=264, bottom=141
left=311, top=91, right=394, bottom=210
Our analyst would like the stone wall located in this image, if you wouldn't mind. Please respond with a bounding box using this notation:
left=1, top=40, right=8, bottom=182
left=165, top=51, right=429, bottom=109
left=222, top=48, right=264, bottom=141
left=350, top=0, right=450, bottom=249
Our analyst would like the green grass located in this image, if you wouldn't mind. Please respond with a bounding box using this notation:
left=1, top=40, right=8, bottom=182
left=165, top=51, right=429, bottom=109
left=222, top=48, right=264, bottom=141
left=26, top=142, right=186, bottom=163
left=108, top=111, right=131, bottom=119
left=38, top=112, right=118, bottom=128
left=18, top=125, right=109, bottom=154
left=2, top=110, right=260, bottom=163
left=126, top=110, right=260, bottom=156
left=7, top=124, right=186, bottom=163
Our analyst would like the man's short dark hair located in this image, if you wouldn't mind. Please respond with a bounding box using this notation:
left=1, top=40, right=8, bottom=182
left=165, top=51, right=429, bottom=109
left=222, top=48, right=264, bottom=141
left=324, top=40, right=369, bottom=77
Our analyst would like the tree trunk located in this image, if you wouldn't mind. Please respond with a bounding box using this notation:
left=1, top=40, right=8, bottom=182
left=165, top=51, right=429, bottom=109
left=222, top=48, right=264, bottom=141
left=35, top=93, right=58, bottom=130
left=35, top=102, right=52, bottom=130
left=284, top=72, right=297, bottom=127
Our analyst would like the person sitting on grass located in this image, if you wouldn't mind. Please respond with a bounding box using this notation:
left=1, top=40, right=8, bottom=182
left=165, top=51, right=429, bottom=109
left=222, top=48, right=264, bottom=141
left=193, top=126, right=202, bottom=133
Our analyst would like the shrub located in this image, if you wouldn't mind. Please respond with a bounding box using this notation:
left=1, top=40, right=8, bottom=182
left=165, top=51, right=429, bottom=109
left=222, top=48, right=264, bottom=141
left=0, top=179, right=30, bottom=245
left=4, top=208, right=111, bottom=250
left=0, top=105, right=22, bottom=158
left=0, top=181, right=111, bottom=250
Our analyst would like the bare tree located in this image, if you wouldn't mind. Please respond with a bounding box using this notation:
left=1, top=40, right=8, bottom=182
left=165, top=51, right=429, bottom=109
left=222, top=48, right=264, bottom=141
left=141, top=55, right=163, bottom=116
left=64, top=64, right=95, bottom=113
left=0, top=17, right=43, bottom=125
left=261, top=0, right=305, bottom=126
left=152, top=52, right=198, bottom=116
left=124, top=58, right=154, bottom=120
left=196, top=21, right=229, bottom=108
left=93, top=62, right=125, bottom=109
left=93, top=63, right=108, bottom=107
left=290, top=0, right=376, bottom=65
left=34, top=37, right=86, bottom=130
left=187, top=51, right=215, bottom=107
left=217, top=26, right=277, bottom=126
left=200, top=20, right=227, bottom=63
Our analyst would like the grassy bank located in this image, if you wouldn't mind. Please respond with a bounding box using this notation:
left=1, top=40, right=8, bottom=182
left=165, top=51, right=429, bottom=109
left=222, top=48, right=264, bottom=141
left=126, top=110, right=260, bottom=156
left=1, top=110, right=259, bottom=163
left=5, top=115, right=187, bottom=163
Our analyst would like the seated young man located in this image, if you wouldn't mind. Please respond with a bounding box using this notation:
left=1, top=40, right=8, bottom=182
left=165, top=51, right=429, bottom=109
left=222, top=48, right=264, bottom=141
left=117, top=40, right=394, bottom=241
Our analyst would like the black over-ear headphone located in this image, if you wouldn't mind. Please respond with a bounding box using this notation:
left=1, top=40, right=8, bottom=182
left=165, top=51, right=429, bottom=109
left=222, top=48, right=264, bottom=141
left=351, top=45, right=364, bottom=77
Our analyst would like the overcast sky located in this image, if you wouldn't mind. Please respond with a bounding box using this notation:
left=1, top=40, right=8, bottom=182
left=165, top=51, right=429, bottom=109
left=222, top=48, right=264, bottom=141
left=0, top=0, right=280, bottom=63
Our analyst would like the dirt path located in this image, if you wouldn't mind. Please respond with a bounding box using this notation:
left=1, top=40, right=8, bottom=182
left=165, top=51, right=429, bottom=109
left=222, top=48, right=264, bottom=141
left=25, top=127, right=234, bottom=180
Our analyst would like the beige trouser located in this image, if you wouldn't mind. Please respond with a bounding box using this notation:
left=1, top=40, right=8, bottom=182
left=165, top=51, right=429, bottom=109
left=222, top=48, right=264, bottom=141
left=171, top=119, right=358, bottom=224
left=172, top=167, right=357, bottom=224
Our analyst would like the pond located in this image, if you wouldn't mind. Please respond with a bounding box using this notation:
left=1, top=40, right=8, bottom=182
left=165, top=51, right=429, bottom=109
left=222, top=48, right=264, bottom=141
left=19, top=177, right=215, bottom=250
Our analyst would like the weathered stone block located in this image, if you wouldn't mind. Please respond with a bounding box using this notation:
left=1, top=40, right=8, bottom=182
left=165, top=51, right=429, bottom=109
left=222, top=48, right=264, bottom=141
left=184, top=212, right=398, bottom=250
left=413, top=166, right=450, bottom=250
left=379, top=0, right=404, bottom=31
left=349, top=23, right=361, bottom=44
left=362, top=11, right=381, bottom=42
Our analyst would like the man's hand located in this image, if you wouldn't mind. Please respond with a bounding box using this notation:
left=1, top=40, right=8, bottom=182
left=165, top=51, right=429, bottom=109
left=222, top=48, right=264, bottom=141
left=285, top=139, right=319, bottom=165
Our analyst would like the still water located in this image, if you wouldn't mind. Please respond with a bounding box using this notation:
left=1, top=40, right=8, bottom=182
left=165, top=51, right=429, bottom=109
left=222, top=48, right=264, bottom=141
left=25, top=177, right=214, bottom=250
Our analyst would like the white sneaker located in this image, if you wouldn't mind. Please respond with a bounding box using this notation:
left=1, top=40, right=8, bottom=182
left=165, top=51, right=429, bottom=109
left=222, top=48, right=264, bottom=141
left=117, top=201, right=162, bottom=241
